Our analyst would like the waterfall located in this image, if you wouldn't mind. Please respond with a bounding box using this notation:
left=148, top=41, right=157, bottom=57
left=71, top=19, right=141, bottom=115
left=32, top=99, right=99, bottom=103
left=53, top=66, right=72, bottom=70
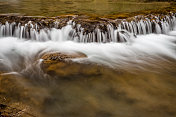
left=0, top=14, right=176, bottom=72
left=0, top=14, right=176, bottom=43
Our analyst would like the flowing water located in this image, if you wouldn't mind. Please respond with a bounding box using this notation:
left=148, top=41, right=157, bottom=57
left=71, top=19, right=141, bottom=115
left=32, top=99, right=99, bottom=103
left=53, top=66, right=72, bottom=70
left=1, top=14, right=175, bottom=42
left=0, top=13, right=176, bottom=116
left=0, top=0, right=176, bottom=117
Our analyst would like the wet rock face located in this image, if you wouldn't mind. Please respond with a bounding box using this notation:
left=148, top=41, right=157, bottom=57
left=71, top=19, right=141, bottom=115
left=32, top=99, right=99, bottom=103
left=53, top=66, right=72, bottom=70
left=0, top=14, right=73, bottom=30
left=0, top=14, right=113, bottom=35
left=0, top=12, right=175, bottom=32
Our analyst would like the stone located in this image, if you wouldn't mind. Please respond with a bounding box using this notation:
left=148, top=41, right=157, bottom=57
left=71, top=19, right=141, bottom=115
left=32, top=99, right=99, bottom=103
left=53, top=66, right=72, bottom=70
left=40, top=52, right=103, bottom=78
left=41, top=52, right=87, bottom=63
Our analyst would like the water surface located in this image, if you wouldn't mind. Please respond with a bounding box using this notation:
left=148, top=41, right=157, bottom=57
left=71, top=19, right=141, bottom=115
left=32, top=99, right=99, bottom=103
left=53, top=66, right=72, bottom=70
left=0, top=0, right=170, bottom=16
left=0, top=1, right=176, bottom=117
left=0, top=32, right=176, bottom=116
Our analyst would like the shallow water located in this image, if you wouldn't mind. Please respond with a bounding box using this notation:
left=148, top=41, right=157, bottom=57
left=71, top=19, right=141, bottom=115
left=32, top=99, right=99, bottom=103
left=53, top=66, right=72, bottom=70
left=0, top=2, right=176, bottom=115
left=0, top=29, right=176, bottom=116
left=1, top=65, right=176, bottom=117
left=0, top=0, right=170, bottom=16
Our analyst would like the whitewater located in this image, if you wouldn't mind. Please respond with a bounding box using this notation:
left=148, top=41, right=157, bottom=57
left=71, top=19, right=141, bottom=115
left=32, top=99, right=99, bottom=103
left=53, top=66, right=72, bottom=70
left=0, top=14, right=176, bottom=75
left=0, top=31, right=176, bottom=74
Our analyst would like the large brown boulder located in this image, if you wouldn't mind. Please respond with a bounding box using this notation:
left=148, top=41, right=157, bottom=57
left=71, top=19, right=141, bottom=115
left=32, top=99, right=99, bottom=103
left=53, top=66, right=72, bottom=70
left=40, top=52, right=103, bottom=78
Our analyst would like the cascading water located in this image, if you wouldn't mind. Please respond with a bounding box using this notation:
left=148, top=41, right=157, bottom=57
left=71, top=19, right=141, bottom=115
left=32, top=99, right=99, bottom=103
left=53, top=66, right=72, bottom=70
left=0, top=14, right=176, bottom=43
left=0, top=14, right=176, bottom=75
left=1, top=14, right=176, bottom=117
left=1, top=0, right=176, bottom=116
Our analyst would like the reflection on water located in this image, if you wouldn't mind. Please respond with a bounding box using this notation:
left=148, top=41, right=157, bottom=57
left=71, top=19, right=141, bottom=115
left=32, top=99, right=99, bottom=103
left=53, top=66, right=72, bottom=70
left=0, top=0, right=170, bottom=16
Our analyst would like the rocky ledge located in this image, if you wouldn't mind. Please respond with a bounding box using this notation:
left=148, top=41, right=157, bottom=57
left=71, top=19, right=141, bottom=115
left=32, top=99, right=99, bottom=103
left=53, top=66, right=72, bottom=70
left=0, top=2, right=176, bottom=34
left=0, top=2, right=176, bottom=43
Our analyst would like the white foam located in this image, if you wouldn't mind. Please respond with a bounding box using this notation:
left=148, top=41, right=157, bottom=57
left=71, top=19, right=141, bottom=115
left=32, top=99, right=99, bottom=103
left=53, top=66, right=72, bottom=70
left=1, top=14, right=176, bottom=43
left=0, top=32, right=176, bottom=72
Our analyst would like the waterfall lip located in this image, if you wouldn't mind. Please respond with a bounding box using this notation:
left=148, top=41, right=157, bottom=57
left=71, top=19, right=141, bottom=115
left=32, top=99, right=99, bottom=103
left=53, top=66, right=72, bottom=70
left=0, top=13, right=176, bottom=43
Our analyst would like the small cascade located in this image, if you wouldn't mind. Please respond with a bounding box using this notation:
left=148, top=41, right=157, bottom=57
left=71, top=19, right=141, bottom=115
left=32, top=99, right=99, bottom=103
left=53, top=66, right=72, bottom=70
left=0, top=14, right=176, bottom=43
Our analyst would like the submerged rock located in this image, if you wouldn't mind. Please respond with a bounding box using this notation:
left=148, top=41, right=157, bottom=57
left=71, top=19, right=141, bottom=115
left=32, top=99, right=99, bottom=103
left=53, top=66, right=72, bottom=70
left=0, top=74, right=40, bottom=117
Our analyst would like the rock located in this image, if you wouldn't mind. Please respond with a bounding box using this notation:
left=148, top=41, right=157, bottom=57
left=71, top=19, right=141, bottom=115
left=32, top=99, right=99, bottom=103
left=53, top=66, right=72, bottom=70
left=40, top=52, right=103, bottom=78
left=41, top=52, right=87, bottom=63
left=1, top=8, right=176, bottom=42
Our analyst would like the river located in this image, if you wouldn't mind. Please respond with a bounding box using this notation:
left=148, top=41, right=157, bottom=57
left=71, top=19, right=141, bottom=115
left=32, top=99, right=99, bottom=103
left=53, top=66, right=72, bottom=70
left=0, top=0, right=176, bottom=117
